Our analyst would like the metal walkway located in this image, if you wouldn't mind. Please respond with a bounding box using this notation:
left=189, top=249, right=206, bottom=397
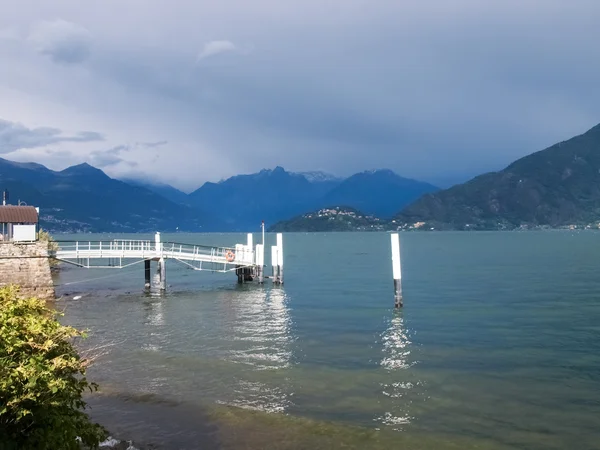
left=50, top=232, right=282, bottom=288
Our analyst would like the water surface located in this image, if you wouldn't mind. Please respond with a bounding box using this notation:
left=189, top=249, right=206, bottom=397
left=54, top=231, right=600, bottom=449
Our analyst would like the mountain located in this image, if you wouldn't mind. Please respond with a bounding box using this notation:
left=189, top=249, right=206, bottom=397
left=320, top=169, right=439, bottom=218
left=121, top=178, right=190, bottom=206
left=396, top=123, right=600, bottom=230
left=269, top=206, right=387, bottom=232
left=188, top=166, right=343, bottom=231
left=0, top=156, right=440, bottom=232
left=0, top=159, right=208, bottom=232
left=297, top=171, right=343, bottom=183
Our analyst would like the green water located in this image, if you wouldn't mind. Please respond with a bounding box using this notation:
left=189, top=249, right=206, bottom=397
left=54, top=231, right=600, bottom=449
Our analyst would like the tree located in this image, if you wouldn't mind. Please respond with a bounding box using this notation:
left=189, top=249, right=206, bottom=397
left=0, top=286, right=107, bottom=449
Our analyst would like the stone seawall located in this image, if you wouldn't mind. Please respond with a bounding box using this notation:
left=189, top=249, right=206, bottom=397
left=0, top=242, right=55, bottom=300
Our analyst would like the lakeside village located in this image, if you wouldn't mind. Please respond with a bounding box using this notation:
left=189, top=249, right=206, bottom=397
left=291, top=207, right=600, bottom=232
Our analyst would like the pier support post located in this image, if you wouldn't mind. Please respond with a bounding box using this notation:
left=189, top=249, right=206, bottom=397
left=144, top=259, right=151, bottom=289
left=277, top=233, right=284, bottom=285
left=256, top=244, right=264, bottom=284
left=158, top=257, right=166, bottom=291
left=391, top=233, right=402, bottom=307
left=155, top=232, right=162, bottom=257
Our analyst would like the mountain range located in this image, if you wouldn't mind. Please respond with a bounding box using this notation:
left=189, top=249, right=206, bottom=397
left=0, top=158, right=436, bottom=232
left=5, top=121, right=600, bottom=233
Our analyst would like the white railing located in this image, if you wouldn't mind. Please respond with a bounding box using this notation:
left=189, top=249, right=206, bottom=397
left=53, top=239, right=254, bottom=266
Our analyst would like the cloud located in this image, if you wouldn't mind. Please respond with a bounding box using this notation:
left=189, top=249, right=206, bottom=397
left=88, top=145, right=130, bottom=167
left=0, top=119, right=104, bottom=153
left=197, top=40, right=237, bottom=62
left=88, top=141, right=167, bottom=168
left=2, top=1, right=600, bottom=190
left=28, top=19, right=92, bottom=64
left=138, top=140, right=168, bottom=148
left=0, top=26, right=20, bottom=41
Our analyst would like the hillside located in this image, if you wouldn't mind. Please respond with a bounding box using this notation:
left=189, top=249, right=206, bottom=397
left=396, top=123, right=600, bottom=230
left=269, top=206, right=387, bottom=232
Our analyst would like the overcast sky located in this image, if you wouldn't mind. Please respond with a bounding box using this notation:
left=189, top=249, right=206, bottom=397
left=1, top=0, right=600, bottom=191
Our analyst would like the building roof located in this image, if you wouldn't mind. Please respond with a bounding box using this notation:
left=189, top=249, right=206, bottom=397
left=0, top=206, right=38, bottom=223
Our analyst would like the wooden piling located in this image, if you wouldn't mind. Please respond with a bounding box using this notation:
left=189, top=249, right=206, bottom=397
left=391, top=233, right=402, bottom=307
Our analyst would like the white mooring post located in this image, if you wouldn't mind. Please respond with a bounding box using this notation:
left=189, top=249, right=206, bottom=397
left=391, top=233, right=402, bottom=308
left=271, top=245, right=279, bottom=283
left=158, top=257, right=166, bottom=291
left=256, top=244, right=264, bottom=283
left=277, top=233, right=284, bottom=285
left=247, top=233, right=253, bottom=251
left=155, top=232, right=162, bottom=256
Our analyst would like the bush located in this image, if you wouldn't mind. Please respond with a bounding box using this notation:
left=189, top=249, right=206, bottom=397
left=0, top=286, right=107, bottom=449
left=38, top=229, right=59, bottom=269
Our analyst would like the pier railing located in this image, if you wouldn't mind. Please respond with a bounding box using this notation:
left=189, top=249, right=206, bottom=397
left=51, top=239, right=254, bottom=268
left=48, top=231, right=282, bottom=288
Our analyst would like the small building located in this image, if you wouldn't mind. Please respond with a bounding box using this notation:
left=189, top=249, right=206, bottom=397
left=0, top=206, right=39, bottom=242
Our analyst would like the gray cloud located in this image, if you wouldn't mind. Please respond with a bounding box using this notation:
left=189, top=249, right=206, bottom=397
left=1, top=1, right=600, bottom=190
left=0, top=119, right=104, bottom=153
left=89, top=145, right=130, bottom=168
left=28, top=19, right=92, bottom=64
left=88, top=141, right=168, bottom=168
left=138, top=140, right=168, bottom=148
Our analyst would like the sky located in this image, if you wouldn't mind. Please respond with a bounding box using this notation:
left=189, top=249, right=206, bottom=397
left=1, top=0, right=600, bottom=192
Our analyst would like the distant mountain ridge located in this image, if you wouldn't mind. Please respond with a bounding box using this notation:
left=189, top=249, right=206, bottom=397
left=0, top=158, right=437, bottom=232
left=396, top=123, right=600, bottom=230
left=0, top=158, right=208, bottom=232
left=187, top=166, right=437, bottom=230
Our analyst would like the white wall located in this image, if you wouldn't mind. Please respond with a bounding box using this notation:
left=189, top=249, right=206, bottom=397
left=12, top=224, right=37, bottom=242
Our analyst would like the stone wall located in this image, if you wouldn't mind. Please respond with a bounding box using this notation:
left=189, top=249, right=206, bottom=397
left=0, top=242, right=55, bottom=300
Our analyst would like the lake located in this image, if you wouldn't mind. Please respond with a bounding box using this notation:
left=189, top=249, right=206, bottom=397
left=53, top=231, right=600, bottom=449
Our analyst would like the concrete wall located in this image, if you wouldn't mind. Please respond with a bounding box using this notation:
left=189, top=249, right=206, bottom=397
left=0, top=242, right=55, bottom=300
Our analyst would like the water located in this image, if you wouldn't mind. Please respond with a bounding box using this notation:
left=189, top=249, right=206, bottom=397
left=53, top=231, right=600, bottom=449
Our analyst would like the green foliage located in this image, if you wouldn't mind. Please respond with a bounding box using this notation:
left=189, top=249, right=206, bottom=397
left=0, top=286, right=107, bottom=450
left=38, top=228, right=60, bottom=268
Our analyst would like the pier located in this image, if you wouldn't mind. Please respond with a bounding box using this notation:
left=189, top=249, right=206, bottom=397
left=50, top=232, right=283, bottom=291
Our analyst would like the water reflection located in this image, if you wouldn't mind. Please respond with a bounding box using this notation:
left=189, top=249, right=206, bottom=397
left=219, top=286, right=294, bottom=413
left=140, top=299, right=169, bottom=394
left=380, top=314, right=412, bottom=371
left=377, top=312, right=415, bottom=428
